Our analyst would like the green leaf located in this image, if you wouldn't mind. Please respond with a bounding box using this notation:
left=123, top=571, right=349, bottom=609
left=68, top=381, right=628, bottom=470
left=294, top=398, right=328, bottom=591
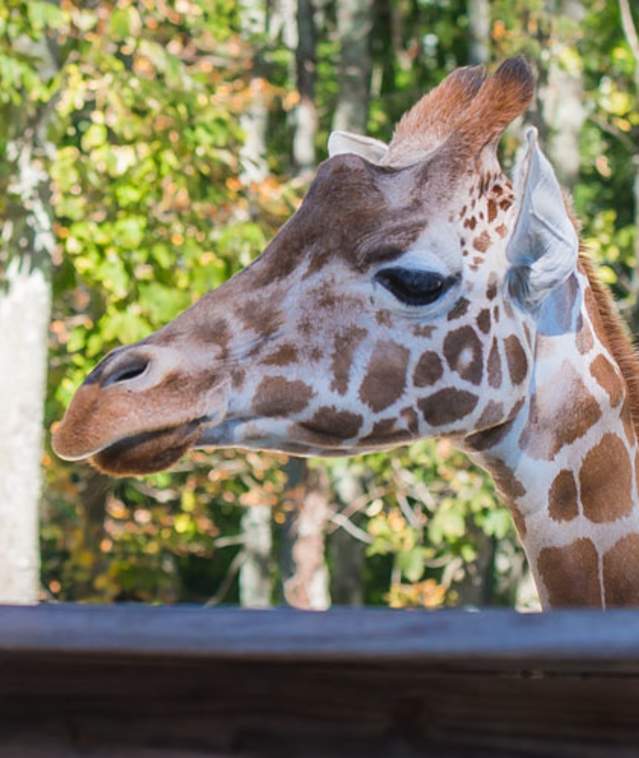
left=398, top=548, right=426, bottom=583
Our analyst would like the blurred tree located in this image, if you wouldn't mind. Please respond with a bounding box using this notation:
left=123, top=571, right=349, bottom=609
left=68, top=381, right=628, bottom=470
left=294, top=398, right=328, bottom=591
left=618, top=0, right=639, bottom=326
left=542, top=1, right=586, bottom=188
left=237, top=0, right=274, bottom=608
left=0, top=0, right=66, bottom=602
left=293, top=0, right=317, bottom=175
left=468, top=0, right=491, bottom=64
left=332, top=0, right=374, bottom=133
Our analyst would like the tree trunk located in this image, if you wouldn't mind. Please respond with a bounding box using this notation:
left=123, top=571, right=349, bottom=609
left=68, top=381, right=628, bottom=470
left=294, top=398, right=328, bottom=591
left=619, top=0, right=639, bottom=330
left=467, top=0, right=490, bottom=65
left=328, top=468, right=365, bottom=605
left=293, top=0, right=317, bottom=176
left=279, top=459, right=330, bottom=610
left=332, top=0, right=374, bottom=134
left=540, top=0, right=586, bottom=189
left=0, top=128, right=55, bottom=604
left=236, top=0, right=273, bottom=607
left=239, top=0, right=269, bottom=185
left=238, top=506, right=273, bottom=607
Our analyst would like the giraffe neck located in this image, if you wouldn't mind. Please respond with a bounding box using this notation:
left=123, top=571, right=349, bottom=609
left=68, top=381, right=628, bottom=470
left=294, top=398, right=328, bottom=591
left=465, top=266, right=639, bottom=609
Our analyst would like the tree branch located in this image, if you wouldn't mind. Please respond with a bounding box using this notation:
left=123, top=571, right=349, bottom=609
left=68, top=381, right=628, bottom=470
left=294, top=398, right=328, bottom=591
left=620, top=0, right=639, bottom=66
left=204, top=549, right=247, bottom=607
left=329, top=512, right=373, bottom=544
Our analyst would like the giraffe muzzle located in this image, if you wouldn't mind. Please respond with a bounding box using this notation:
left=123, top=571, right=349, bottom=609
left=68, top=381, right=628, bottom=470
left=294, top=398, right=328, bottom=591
left=51, top=342, right=231, bottom=473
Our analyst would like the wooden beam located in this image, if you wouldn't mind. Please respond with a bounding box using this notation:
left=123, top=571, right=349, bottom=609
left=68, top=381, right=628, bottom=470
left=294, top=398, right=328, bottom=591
left=1, top=605, right=639, bottom=756
left=0, top=603, right=638, bottom=664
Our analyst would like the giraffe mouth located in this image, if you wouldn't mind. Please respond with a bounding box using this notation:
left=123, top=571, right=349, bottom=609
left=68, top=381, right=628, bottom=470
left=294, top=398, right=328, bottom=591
left=88, top=417, right=210, bottom=476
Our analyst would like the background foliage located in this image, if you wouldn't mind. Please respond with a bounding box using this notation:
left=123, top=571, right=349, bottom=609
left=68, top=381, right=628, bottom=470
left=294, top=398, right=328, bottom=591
left=2, top=0, right=637, bottom=608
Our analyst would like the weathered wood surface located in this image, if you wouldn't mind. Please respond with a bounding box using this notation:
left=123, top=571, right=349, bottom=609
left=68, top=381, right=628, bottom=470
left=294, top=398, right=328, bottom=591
left=1, top=605, right=639, bottom=757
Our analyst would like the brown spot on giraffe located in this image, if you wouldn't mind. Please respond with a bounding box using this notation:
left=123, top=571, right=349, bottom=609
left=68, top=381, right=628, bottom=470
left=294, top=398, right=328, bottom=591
left=376, top=310, right=392, bottom=326
left=575, top=314, right=594, bottom=354
left=465, top=398, right=524, bottom=452
left=495, top=223, right=508, bottom=239
left=579, top=433, right=633, bottom=523
left=483, top=455, right=526, bottom=511
left=419, top=388, right=479, bottom=427
left=262, top=344, right=298, bottom=366
left=254, top=377, right=314, bottom=417
left=400, top=406, right=420, bottom=434
left=548, top=470, right=579, bottom=522
left=486, top=273, right=498, bottom=300
left=360, top=417, right=413, bottom=446
left=474, top=399, right=505, bottom=430
left=590, top=354, right=623, bottom=408
left=473, top=231, right=491, bottom=253
left=413, top=350, right=443, bottom=388
left=413, top=324, right=435, bottom=339
left=443, top=325, right=483, bottom=385
left=487, top=198, right=497, bottom=223
left=476, top=309, right=490, bottom=334
left=447, top=297, right=470, bottom=321
left=504, top=335, right=528, bottom=385
left=330, top=326, right=367, bottom=395
left=300, top=406, right=363, bottom=442
left=359, top=340, right=410, bottom=412
left=363, top=417, right=396, bottom=438
left=538, top=539, right=602, bottom=608
left=463, top=216, right=477, bottom=231
left=240, top=299, right=283, bottom=338
left=487, top=338, right=502, bottom=389
left=519, top=361, right=601, bottom=460
left=603, top=534, right=639, bottom=607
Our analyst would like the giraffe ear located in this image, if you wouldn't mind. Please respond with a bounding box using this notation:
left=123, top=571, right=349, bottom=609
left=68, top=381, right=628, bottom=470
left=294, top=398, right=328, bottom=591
left=506, top=127, right=579, bottom=310
left=327, top=130, right=389, bottom=163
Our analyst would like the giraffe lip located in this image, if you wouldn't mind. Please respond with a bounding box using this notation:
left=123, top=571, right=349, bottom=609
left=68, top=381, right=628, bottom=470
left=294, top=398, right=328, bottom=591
left=56, top=415, right=214, bottom=463
left=88, top=416, right=213, bottom=476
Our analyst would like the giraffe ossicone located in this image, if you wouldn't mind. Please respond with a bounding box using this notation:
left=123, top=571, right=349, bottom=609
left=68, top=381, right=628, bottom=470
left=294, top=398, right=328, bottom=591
left=53, top=58, right=639, bottom=609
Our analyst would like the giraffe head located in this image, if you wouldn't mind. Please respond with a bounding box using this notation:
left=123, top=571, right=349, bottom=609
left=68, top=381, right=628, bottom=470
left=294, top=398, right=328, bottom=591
left=53, top=57, right=578, bottom=476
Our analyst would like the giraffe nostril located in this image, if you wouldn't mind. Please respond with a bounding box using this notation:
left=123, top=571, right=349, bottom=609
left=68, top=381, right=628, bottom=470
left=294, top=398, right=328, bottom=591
left=102, top=356, right=150, bottom=387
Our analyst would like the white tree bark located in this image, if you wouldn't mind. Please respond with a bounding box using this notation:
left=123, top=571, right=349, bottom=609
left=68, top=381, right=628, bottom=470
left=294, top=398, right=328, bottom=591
left=239, top=0, right=269, bottom=185
left=292, top=0, right=317, bottom=176
left=0, top=133, right=55, bottom=604
left=332, top=0, right=374, bottom=134
left=0, top=263, right=49, bottom=603
left=238, top=506, right=273, bottom=607
left=540, top=0, right=586, bottom=188
left=280, top=459, right=330, bottom=610
left=467, top=0, right=490, bottom=65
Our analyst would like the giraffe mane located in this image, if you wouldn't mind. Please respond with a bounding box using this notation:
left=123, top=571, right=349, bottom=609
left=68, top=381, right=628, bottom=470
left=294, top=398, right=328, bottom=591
left=562, top=190, right=639, bottom=434
left=577, top=246, right=639, bottom=437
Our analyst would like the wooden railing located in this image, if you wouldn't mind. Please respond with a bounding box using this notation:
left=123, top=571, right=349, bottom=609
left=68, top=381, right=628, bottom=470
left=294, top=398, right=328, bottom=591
left=0, top=604, right=638, bottom=756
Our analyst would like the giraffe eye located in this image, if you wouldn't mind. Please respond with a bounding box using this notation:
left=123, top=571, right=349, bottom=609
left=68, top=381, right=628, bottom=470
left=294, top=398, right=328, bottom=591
left=375, top=267, right=457, bottom=306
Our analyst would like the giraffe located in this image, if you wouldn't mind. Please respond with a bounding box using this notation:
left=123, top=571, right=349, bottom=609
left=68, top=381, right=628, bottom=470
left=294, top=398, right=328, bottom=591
left=52, top=57, right=639, bottom=609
